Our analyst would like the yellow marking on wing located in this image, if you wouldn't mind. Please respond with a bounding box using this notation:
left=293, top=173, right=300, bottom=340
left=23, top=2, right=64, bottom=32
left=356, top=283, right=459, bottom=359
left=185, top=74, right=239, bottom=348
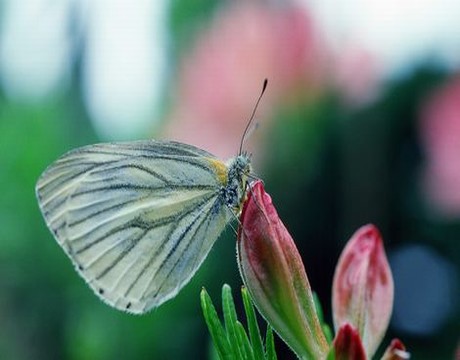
left=206, top=158, right=228, bottom=185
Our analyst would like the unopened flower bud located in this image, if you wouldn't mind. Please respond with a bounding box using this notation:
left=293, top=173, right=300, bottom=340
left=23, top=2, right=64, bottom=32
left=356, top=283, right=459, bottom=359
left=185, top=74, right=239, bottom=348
left=332, top=224, right=394, bottom=358
left=238, top=180, right=328, bottom=359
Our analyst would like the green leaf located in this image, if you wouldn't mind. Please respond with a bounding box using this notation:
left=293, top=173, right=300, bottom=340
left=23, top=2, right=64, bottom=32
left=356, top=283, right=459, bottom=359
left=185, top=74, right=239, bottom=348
left=241, top=286, right=265, bottom=360
left=200, top=288, right=232, bottom=360
left=201, top=284, right=280, bottom=360
left=265, top=326, right=277, bottom=360
left=236, top=321, right=254, bottom=360
left=208, top=339, right=221, bottom=360
left=222, top=285, right=244, bottom=359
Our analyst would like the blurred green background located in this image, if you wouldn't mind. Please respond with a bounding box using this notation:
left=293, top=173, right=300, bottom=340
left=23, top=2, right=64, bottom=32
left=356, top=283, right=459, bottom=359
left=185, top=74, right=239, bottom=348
left=0, top=0, right=459, bottom=359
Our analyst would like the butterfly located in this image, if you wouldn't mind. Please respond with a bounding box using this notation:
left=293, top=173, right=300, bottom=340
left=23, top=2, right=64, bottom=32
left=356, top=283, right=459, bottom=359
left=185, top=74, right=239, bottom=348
left=35, top=79, right=267, bottom=314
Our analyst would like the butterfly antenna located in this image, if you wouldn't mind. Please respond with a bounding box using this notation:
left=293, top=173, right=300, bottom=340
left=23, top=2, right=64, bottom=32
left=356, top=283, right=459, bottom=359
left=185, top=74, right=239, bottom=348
left=239, top=78, right=268, bottom=155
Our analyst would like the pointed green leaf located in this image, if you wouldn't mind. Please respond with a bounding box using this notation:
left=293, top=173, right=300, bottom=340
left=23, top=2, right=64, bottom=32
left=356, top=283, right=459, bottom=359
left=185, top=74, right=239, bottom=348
left=265, top=326, right=277, bottom=360
left=208, top=339, right=221, bottom=360
left=201, top=288, right=232, bottom=360
left=236, top=321, right=255, bottom=360
left=241, top=286, right=265, bottom=360
left=222, top=284, right=244, bottom=359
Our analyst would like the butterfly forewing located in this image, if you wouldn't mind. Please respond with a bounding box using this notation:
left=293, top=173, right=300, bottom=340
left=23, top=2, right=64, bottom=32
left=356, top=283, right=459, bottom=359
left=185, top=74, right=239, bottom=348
left=36, top=141, right=233, bottom=313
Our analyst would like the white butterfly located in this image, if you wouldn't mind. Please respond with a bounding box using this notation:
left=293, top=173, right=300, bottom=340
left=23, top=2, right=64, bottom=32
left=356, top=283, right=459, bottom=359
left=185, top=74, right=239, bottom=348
left=36, top=80, right=267, bottom=314
left=36, top=140, right=252, bottom=314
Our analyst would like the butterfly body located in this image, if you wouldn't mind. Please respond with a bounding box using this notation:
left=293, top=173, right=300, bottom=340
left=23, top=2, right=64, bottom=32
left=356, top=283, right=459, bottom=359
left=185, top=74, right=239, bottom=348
left=36, top=140, right=251, bottom=314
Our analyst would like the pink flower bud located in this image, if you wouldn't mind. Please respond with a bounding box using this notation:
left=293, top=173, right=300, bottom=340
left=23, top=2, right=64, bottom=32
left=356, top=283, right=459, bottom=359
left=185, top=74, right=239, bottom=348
left=332, top=224, right=394, bottom=358
left=381, top=339, right=410, bottom=360
left=237, top=180, right=329, bottom=359
left=332, top=323, right=366, bottom=360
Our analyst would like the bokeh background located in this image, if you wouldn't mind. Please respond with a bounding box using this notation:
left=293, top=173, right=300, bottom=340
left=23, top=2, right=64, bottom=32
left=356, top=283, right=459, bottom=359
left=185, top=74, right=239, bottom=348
left=1, top=0, right=459, bottom=359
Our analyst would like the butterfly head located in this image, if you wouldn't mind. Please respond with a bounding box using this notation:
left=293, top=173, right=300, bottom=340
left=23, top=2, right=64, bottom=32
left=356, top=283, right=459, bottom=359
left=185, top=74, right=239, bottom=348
left=223, top=154, right=252, bottom=213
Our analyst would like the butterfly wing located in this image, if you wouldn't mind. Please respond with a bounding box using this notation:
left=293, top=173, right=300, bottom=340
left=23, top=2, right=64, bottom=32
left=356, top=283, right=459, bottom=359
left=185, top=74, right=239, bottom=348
left=36, top=140, right=232, bottom=314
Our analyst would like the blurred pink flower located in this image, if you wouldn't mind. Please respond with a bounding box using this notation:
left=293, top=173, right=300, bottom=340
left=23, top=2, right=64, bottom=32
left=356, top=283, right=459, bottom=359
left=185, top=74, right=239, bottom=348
left=419, top=76, right=460, bottom=217
left=331, top=43, right=381, bottom=106
left=162, top=3, right=325, bottom=159
left=332, top=224, right=394, bottom=358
